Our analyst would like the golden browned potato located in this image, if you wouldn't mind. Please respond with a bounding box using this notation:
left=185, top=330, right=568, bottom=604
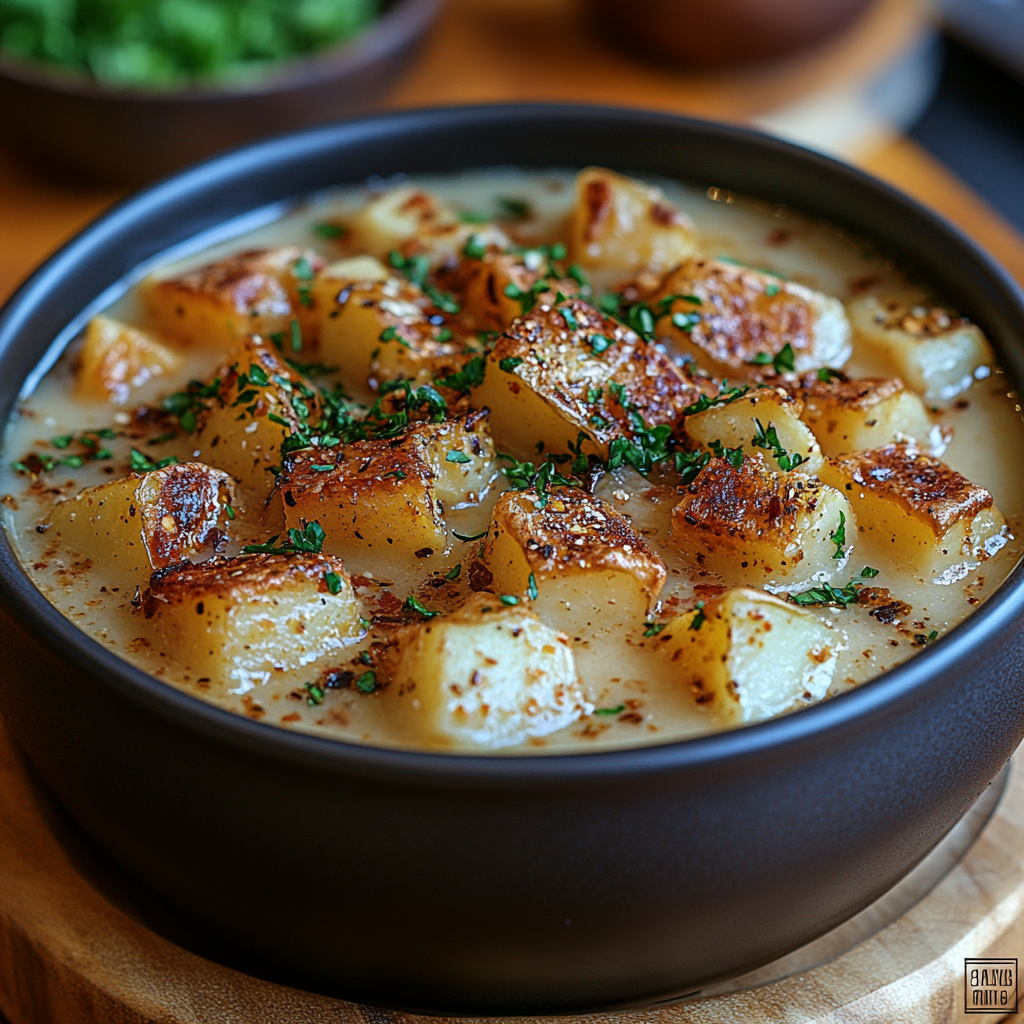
left=683, top=386, right=823, bottom=475
left=652, top=589, right=839, bottom=725
left=347, top=186, right=509, bottom=267
left=485, top=486, right=666, bottom=639
left=383, top=593, right=589, bottom=748
left=45, top=462, right=233, bottom=588
left=312, top=272, right=463, bottom=393
left=650, top=257, right=850, bottom=376
left=194, top=336, right=320, bottom=506
left=142, top=245, right=324, bottom=351
left=143, top=553, right=363, bottom=692
left=76, top=315, right=182, bottom=405
left=567, top=167, right=697, bottom=287
left=847, top=295, right=993, bottom=404
left=280, top=413, right=497, bottom=559
left=668, top=453, right=855, bottom=589
left=473, top=297, right=703, bottom=461
left=788, top=373, right=940, bottom=457
left=819, top=442, right=1007, bottom=579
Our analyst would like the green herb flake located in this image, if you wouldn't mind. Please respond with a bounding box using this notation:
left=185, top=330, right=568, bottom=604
left=355, top=671, right=377, bottom=694
left=765, top=283, right=780, bottom=298
left=497, top=197, right=530, bottom=220
left=689, top=601, right=706, bottom=631
left=773, top=343, right=795, bottom=374
left=499, top=356, right=524, bottom=373
left=859, top=566, right=880, bottom=578
left=589, top=333, right=612, bottom=354
left=435, top=355, right=487, bottom=394
left=643, top=621, right=667, bottom=638
left=818, top=367, right=844, bottom=383
left=453, top=529, right=488, bottom=542
left=830, top=511, right=847, bottom=560
left=445, top=563, right=463, bottom=581
left=225, top=504, right=237, bottom=520
left=463, top=234, right=488, bottom=260
left=446, top=450, right=471, bottom=464
left=499, top=594, right=519, bottom=606
left=671, top=311, right=700, bottom=332
left=313, top=222, right=346, bottom=240
left=50, top=434, right=74, bottom=449
left=406, top=595, right=440, bottom=618
left=527, top=573, right=538, bottom=601
left=751, top=418, right=805, bottom=472
left=290, top=319, right=303, bottom=353
left=242, top=520, right=326, bottom=556
left=458, top=211, right=490, bottom=224
left=324, top=571, right=343, bottom=595
left=594, top=705, right=625, bottom=717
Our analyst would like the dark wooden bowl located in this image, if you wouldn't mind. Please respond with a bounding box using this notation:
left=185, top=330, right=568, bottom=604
left=1, top=105, right=1023, bottom=1016
left=0, top=0, right=440, bottom=187
left=586, top=0, right=873, bottom=66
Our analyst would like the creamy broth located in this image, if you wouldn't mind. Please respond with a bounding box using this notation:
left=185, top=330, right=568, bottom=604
left=3, top=169, right=1022, bottom=753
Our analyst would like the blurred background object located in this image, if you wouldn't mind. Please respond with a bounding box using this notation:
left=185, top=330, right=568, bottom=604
left=941, top=0, right=1024, bottom=83
left=586, top=0, right=874, bottom=67
left=0, top=0, right=440, bottom=185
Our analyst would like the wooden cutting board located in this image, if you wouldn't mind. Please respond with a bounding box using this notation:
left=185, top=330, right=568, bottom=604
left=0, top=719, right=1021, bottom=1024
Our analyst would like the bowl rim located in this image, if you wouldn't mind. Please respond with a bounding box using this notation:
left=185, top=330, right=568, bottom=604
left=2, top=101, right=1023, bottom=786
left=0, top=0, right=440, bottom=102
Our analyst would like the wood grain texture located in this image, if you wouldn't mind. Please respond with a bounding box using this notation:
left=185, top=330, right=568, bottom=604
left=0, top=719, right=1021, bottom=1024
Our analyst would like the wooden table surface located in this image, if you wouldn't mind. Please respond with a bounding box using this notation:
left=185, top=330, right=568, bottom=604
left=1, top=0, right=1023, bottom=308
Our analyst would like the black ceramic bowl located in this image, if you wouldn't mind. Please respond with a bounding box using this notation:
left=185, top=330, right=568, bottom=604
left=1, top=105, right=1024, bottom=1017
left=0, top=0, right=440, bottom=187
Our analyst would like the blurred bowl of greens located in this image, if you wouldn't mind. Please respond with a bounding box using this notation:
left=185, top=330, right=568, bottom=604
left=0, top=0, right=441, bottom=185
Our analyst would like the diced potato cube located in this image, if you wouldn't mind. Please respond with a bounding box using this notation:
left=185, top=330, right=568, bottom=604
left=280, top=414, right=497, bottom=559
left=567, top=167, right=697, bottom=286
left=684, top=386, right=823, bottom=474
left=143, top=553, right=363, bottom=691
left=668, top=453, right=855, bottom=589
left=847, top=295, right=993, bottom=404
left=384, top=594, right=590, bottom=748
left=434, top=250, right=576, bottom=333
left=651, top=257, right=851, bottom=376
left=653, top=589, right=839, bottom=725
left=473, top=297, right=703, bottom=461
left=195, top=336, right=320, bottom=503
left=347, top=187, right=508, bottom=267
left=76, top=315, right=181, bottom=405
left=789, top=373, right=940, bottom=457
left=45, top=462, right=232, bottom=587
left=143, top=246, right=324, bottom=351
left=818, top=442, right=1007, bottom=579
left=485, top=487, right=666, bottom=639
left=313, top=273, right=463, bottom=393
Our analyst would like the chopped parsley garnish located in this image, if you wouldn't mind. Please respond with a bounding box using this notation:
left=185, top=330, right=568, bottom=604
left=388, top=250, right=429, bottom=287
left=765, top=283, right=780, bottom=298
left=561, top=305, right=579, bottom=331
left=789, top=582, right=862, bottom=608
left=594, top=705, right=625, bottom=716
left=499, top=594, right=519, bottom=605
left=682, top=382, right=750, bottom=416
left=689, top=601, right=706, bottom=631
left=463, top=234, right=488, bottom=260
left=567, top=263, right=588, bottom=290
left=588, top=333, right=612, bottom=354
left=499, top=356, right=524, bottom=373
left=324, top=571, right=343, bottom=595
left=708, top=440, right=744, bottom=468
left=671, top=311, right=700, bottom=332
left=458, top=211, right=491, bottom=224
left=313, top=222, right=346, bottom=240
left=355, top=671, right=377, bottom=693
left=304, top=682, right=325, bottom=706
left=528, top=573, right=538, bottom=600
left=674, top=448, right=712, bottom=484
left=749, top=343, right=795, bottom=373
left=162, top=377, right=223, bottom=432
left=587, top=385, right=603, bottom=404
left=818, top=367, right=844, bottom=382
left=830, top=511, right=847, bottom=560
left=498, top=453, right=580, bottom=508
left=406, top=595, right=440, bottom=618
left=289, top=319, right=302, bottom=352
left=643, top=621, right=667, bottom=638
left=379, top=325, right=399, bottom=342
left=859, top=566, right=879, bottom=578
left=452, top=529, right=488, bottom=542
left=292, top=255, right=315, bottom=308
left=224, top=504, right=237, bottom=520
left=503, top=279, right=549, bottom=315
left=751, top=418, right=805, bottom=471
left=286, top=359, right=338, bottom=377
left=497, top=197, right=530, bottom=220
left=599, top=293, right=622, bottom=316
left=445, top=563, right=463, bottom=581
left=446, top=450, right=471, bottom=464
left=435, top=355, right=486, bottom=394
left=51, top=434, right=73, bottom=449
left=242, top=520, right=326, bottom=555
left=624, top=301, right=656, bottom=341
left=130, top=448, right=179, bottom=473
